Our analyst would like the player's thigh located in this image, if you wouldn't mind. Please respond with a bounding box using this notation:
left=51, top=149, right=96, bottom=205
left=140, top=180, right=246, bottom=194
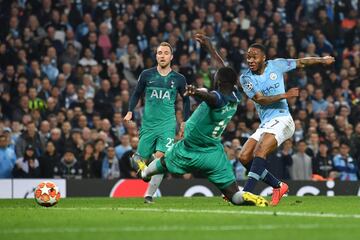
left=163, top=141, right=190, bottom=175
left=238, top=138, right=258, bottom=164
left=253, top=133, right=278, bottom=158
left=259, top=116, right=295, bottom=147
left=137, top=129, right=157, bottom=160
left=202, top=150, right=236, bottom=190
left=156, top=128, right=176, bottom=153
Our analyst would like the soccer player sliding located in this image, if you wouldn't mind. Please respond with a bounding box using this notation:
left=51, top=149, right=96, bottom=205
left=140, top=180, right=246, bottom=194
left=124, top=42, right=190, bottom=203
left=239, top=44, right=334, bottom=206
left=136, top=33, right=268, bottom=207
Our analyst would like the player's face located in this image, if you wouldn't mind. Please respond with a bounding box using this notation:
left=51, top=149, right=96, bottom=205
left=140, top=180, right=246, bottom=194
left=247, top=47, right=266, bottom=72
left=156, top=46, right=173, bottom=68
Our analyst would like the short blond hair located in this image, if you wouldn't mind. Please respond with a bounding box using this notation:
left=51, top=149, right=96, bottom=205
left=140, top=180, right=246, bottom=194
left=157, top=42, right=173, bottom=54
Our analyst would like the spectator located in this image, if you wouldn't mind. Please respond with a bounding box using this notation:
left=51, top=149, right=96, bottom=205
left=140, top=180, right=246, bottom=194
left=0, top=134, right=16, bottom=178
left=332, top=141, right=359, bottom=181
left=80, top=143, right=96, bottom=179
left=13, top=144, right=41, bottom=178
left=102, top=146, right=120, bottom=179
left=92, top=139, right=105, bottom=178
left=290, top=140, right=312, bottom=180
left=115, top=134, right=131, bottom=160
left=120, top=136, right=139, bottom=178
left=312, top=89, right=328, bottom=115
left=15, top=121, right=44, bottom=158
left=312, top=142, right=335, bottom=180
left=54, top=148, right=82, bottom=179
left=39, top=141, right=60, bottom=178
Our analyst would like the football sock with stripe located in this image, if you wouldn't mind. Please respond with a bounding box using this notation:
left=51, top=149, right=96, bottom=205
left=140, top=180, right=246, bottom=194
left=243, top=157, right=266, bottom=192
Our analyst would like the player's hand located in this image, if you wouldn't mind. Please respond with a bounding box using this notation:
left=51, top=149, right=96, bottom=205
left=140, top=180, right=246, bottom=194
left=184, top=85, right=197, bottom=96
left=124, top=111, right=133, bottom=121
left=285, top=87, right=299, bottom=98
left=194, top=33, right=212, bottom=48
left=322, top=56, right=335, bottom=65
left=179, top=122, right=186, bottom=138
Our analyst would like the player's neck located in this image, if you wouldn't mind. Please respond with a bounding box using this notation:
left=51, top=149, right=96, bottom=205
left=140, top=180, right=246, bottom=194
left=157, top=65, right=172, bottom=76
left=252, top=63, right=266, bottom=75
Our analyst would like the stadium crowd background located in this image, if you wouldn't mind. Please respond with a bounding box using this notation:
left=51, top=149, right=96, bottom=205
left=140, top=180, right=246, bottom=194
left=0, top=0, right=359, bottom=182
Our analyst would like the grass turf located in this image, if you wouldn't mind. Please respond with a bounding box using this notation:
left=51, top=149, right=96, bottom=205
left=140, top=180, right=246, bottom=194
left=1, top=196, right=360, bottom=240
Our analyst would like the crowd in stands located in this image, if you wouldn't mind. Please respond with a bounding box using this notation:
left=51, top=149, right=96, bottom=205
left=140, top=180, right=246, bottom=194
left=0, top=0, right=360, bottom=181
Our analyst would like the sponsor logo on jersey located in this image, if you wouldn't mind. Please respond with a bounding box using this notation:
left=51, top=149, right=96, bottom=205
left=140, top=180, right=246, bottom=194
left=262, top=83, right=280, bottom=95
left=150, top=89, right=171, bottom=100
left=270, top=72, right=277, bottom=80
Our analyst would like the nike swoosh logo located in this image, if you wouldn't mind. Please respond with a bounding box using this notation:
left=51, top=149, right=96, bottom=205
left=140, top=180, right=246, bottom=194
left=149, top=81, right=155, bottom=84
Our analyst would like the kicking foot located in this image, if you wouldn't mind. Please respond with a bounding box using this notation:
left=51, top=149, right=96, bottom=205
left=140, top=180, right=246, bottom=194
left=135, top=159, right=151, bottom=182
left=270, top=182, right=289, bottom=206
left=144, top=196, right=154, bottom=204
left=242, top=192, right=268, bottom=207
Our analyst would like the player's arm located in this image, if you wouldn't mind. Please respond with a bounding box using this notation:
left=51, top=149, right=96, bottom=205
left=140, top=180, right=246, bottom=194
left=178, top=77, right=190, bottom=121
left=194, top=33, right=226, bottom=68
left=185, top=85, right=219, bottom=108
left=252, top=88, right=299, bottom=106
left=295, top=56, right=335, bottom=68
left=124, top=72, right=146, bottom=121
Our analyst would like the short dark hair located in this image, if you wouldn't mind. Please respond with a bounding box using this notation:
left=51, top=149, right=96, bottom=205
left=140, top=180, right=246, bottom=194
left=249, top=43, right=266, bottom=54
left=215, top=67, right=238, bottom=86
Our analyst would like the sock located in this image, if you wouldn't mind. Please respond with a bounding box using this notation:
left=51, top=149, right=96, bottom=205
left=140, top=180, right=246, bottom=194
left=142, top=159, right=164, bottom=178
left=145, top=174, right=164, bottom=197
left=261, top=169, right=281, bottom=188
left=243, top=157, right=266, bottom=193
left=231, top=191, right=244, bottom=205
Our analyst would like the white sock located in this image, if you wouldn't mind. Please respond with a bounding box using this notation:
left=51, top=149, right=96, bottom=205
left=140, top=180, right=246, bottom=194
left=142, top=159, right=160, bottom=178
left=145, top=174, right=164, bottom=197
left=231, top=191, right=244, bottom=205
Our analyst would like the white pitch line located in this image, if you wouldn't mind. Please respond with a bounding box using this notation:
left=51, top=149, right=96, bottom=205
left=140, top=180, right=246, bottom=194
left=3, top=207, right=360, bottom=219
left=58, top=207, right=360, bottom=219
left=0, top=223, right=354, bottom=234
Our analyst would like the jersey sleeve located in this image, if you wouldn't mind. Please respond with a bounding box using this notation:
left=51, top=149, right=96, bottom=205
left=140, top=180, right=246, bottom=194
left=272, top=58, right=297, bottom=73
left=128, top=71, right=146, bottom=112
left=240, top=75, right=259, bottom=99
left=211, top=90, right=226, bottom=108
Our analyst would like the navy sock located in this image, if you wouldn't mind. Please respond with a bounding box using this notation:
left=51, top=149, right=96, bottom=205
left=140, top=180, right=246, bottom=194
left=261, top=169, right=281, bottom=188
left=243, top=157, right=266, bottom=192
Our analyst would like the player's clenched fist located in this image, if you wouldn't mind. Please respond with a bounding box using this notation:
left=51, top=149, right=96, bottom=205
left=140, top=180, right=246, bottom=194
left=184, top=85, right=197, bottom=96
left=285, top=87, right=299, bottom=98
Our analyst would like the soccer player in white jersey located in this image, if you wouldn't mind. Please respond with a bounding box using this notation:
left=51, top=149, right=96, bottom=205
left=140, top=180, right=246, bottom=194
left=239, top=43, right=334, bottom=205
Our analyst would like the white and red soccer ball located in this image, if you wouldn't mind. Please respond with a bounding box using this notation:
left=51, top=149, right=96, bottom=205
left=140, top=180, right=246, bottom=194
left=34, top=181, right=61, bottom=207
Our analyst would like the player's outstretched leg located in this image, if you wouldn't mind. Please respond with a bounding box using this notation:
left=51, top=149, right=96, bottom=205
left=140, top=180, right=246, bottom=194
left=221, top=182, right=268, bottom=207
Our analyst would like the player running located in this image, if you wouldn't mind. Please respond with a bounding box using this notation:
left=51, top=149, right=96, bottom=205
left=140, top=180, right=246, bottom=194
left=239, top=43, right=335, bottom=205
left=136, top=34, right=268, bottom=207
left=124, top=42, right=190, bottom=203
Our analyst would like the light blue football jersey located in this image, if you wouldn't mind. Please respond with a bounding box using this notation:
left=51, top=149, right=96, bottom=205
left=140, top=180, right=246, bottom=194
left=240, top=58, right=297, bottom=125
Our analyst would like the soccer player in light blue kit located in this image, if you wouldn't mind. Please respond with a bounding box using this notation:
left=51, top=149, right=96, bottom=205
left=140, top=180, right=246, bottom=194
left=239, top=43, right=335, bottom=205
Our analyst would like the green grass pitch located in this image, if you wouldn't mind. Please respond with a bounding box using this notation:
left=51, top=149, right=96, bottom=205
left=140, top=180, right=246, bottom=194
left=1, top=196, right=360, bottom=240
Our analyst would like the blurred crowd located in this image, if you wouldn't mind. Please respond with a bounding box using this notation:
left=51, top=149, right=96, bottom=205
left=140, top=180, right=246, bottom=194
left=0, top=0, right=360, bottom=181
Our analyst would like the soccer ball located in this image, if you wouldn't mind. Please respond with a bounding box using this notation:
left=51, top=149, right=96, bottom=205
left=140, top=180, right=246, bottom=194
left=34, top=181, right=61, bottom=207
